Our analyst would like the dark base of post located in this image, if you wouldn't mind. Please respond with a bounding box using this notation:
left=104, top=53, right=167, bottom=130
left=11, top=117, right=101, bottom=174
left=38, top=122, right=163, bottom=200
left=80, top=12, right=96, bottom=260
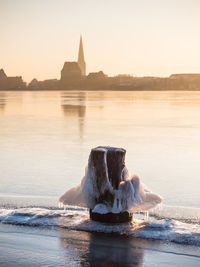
left=90, top=209, right=133, bottom=223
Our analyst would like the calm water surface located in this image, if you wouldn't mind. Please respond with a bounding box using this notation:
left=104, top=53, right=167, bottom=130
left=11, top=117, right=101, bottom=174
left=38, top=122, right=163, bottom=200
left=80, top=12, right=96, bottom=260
left=0, top=90, right=200, bottom=208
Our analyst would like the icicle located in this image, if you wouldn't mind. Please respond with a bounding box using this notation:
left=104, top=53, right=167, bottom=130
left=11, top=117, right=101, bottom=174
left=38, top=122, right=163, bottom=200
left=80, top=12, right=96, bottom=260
left=118, top=198, right=122, bottom=211
left=144, top=211, right=149, bottom=221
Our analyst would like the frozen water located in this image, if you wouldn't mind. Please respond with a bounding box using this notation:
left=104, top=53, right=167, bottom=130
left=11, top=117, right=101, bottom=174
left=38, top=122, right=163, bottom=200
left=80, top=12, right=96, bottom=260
left=0, top=206, right=200, bottom=246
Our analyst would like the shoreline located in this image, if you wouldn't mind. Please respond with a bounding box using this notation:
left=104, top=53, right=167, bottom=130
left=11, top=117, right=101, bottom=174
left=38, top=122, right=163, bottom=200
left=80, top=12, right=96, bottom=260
left=1, top=88, right=200, bottom=92
left=0, top=223, right=200, bottom=266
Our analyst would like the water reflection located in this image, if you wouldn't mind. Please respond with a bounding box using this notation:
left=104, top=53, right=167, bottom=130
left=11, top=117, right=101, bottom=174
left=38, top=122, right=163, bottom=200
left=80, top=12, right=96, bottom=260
left=0, top=92, right=6, bottom=114
left=0, top=91, right=24, bottom=115
left=59, top=229, right=144, bottom=266
left=85, top=233, right=144, bottom=266
left=61, top=92, right=86, bottom=140
left=61, top=104, right=86, bottom=118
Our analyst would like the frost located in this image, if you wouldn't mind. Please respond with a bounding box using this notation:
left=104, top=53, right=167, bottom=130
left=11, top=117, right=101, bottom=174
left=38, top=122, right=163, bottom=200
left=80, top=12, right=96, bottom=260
left=59, top=156, right=162, bottom=214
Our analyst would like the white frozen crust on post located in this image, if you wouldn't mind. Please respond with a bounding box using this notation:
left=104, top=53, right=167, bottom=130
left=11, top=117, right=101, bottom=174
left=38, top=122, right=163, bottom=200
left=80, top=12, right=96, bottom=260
left=59, top=163, right=162, bottom=213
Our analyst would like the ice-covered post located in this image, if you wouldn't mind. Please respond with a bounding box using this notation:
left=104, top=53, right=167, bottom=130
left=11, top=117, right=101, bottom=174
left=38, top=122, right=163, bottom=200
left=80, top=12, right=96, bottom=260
left=89, top=146, right=133, bottom=223
left=59, top=145, right=162, bottom=223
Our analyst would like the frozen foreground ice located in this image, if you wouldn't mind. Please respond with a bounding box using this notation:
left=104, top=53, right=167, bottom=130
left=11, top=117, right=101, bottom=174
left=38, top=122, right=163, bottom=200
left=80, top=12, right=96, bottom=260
left=0, top=205, right=200, bottom=246
left=0, top=222, right=200, bottom=267
left=0, top=196, right=200, bottom=265
left=59, top=146, right=162, bottom=215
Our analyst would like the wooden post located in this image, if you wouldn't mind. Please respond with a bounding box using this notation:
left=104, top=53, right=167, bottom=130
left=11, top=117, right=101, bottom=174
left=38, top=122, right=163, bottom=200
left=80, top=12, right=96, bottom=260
left=89, top=146, right=133, bottom=223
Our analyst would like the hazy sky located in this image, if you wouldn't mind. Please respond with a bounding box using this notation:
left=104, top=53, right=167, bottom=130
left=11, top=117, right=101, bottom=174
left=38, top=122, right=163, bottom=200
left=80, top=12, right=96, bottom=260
left=1, top=0, right=200, bottom=82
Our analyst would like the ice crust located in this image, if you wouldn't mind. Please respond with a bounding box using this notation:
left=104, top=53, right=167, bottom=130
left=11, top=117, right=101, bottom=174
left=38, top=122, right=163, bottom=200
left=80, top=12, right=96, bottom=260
left=59, top=148, right=162, bottom=214
left=1, top=206, right=200, bottom=246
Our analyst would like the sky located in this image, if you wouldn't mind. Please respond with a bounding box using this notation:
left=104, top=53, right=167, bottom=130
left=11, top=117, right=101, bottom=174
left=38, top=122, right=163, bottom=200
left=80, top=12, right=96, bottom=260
left=0, top=0, right=200, bottom=82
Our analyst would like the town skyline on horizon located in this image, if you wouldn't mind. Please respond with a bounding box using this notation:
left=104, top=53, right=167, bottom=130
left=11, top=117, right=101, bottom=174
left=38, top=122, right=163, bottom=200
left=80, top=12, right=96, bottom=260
left=1, top=34, right=200, bottom=84
left=1, top=0, right=200, bottom=82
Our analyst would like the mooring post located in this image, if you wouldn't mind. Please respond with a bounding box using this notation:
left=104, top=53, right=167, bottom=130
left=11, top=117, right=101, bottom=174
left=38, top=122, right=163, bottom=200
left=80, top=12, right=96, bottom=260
left=89, top=146, right=133, bottom=223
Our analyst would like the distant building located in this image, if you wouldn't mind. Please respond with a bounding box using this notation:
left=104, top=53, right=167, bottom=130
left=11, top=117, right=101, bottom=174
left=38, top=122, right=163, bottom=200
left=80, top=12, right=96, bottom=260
left=169, top=74, right=200, bottom=90
left=85, top=71, right=110, bottom=89
left=170, top=74, right=200, bottom=80
left=87, top=71, right=106, bottom=81
left=39, top=79, right=58, bottom=90
left=78, top=35, right=86, bottom=76
left=28, top=78, right=59, bottom=90
left=28, top=78, right=39, bottom=89
left=60, top=61, right=81, bottom=81
left=60, top=61, right=81, bottom=88
left=59, top=35, right=88, bottom=89
left=0, top=69, right=7, bottom=80
left=0, top=69, right=26, bottom=90
left=113, top=74, right=134, bottom=86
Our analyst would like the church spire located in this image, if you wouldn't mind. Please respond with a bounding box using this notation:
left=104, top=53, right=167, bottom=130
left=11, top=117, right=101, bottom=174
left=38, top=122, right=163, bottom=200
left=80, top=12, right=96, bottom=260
left=78, top=35, right=86, bottom=76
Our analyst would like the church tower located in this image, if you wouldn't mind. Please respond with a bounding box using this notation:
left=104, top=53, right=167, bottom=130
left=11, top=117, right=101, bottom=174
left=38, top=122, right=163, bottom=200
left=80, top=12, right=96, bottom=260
left=78, top=35, right=86, bottom=76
